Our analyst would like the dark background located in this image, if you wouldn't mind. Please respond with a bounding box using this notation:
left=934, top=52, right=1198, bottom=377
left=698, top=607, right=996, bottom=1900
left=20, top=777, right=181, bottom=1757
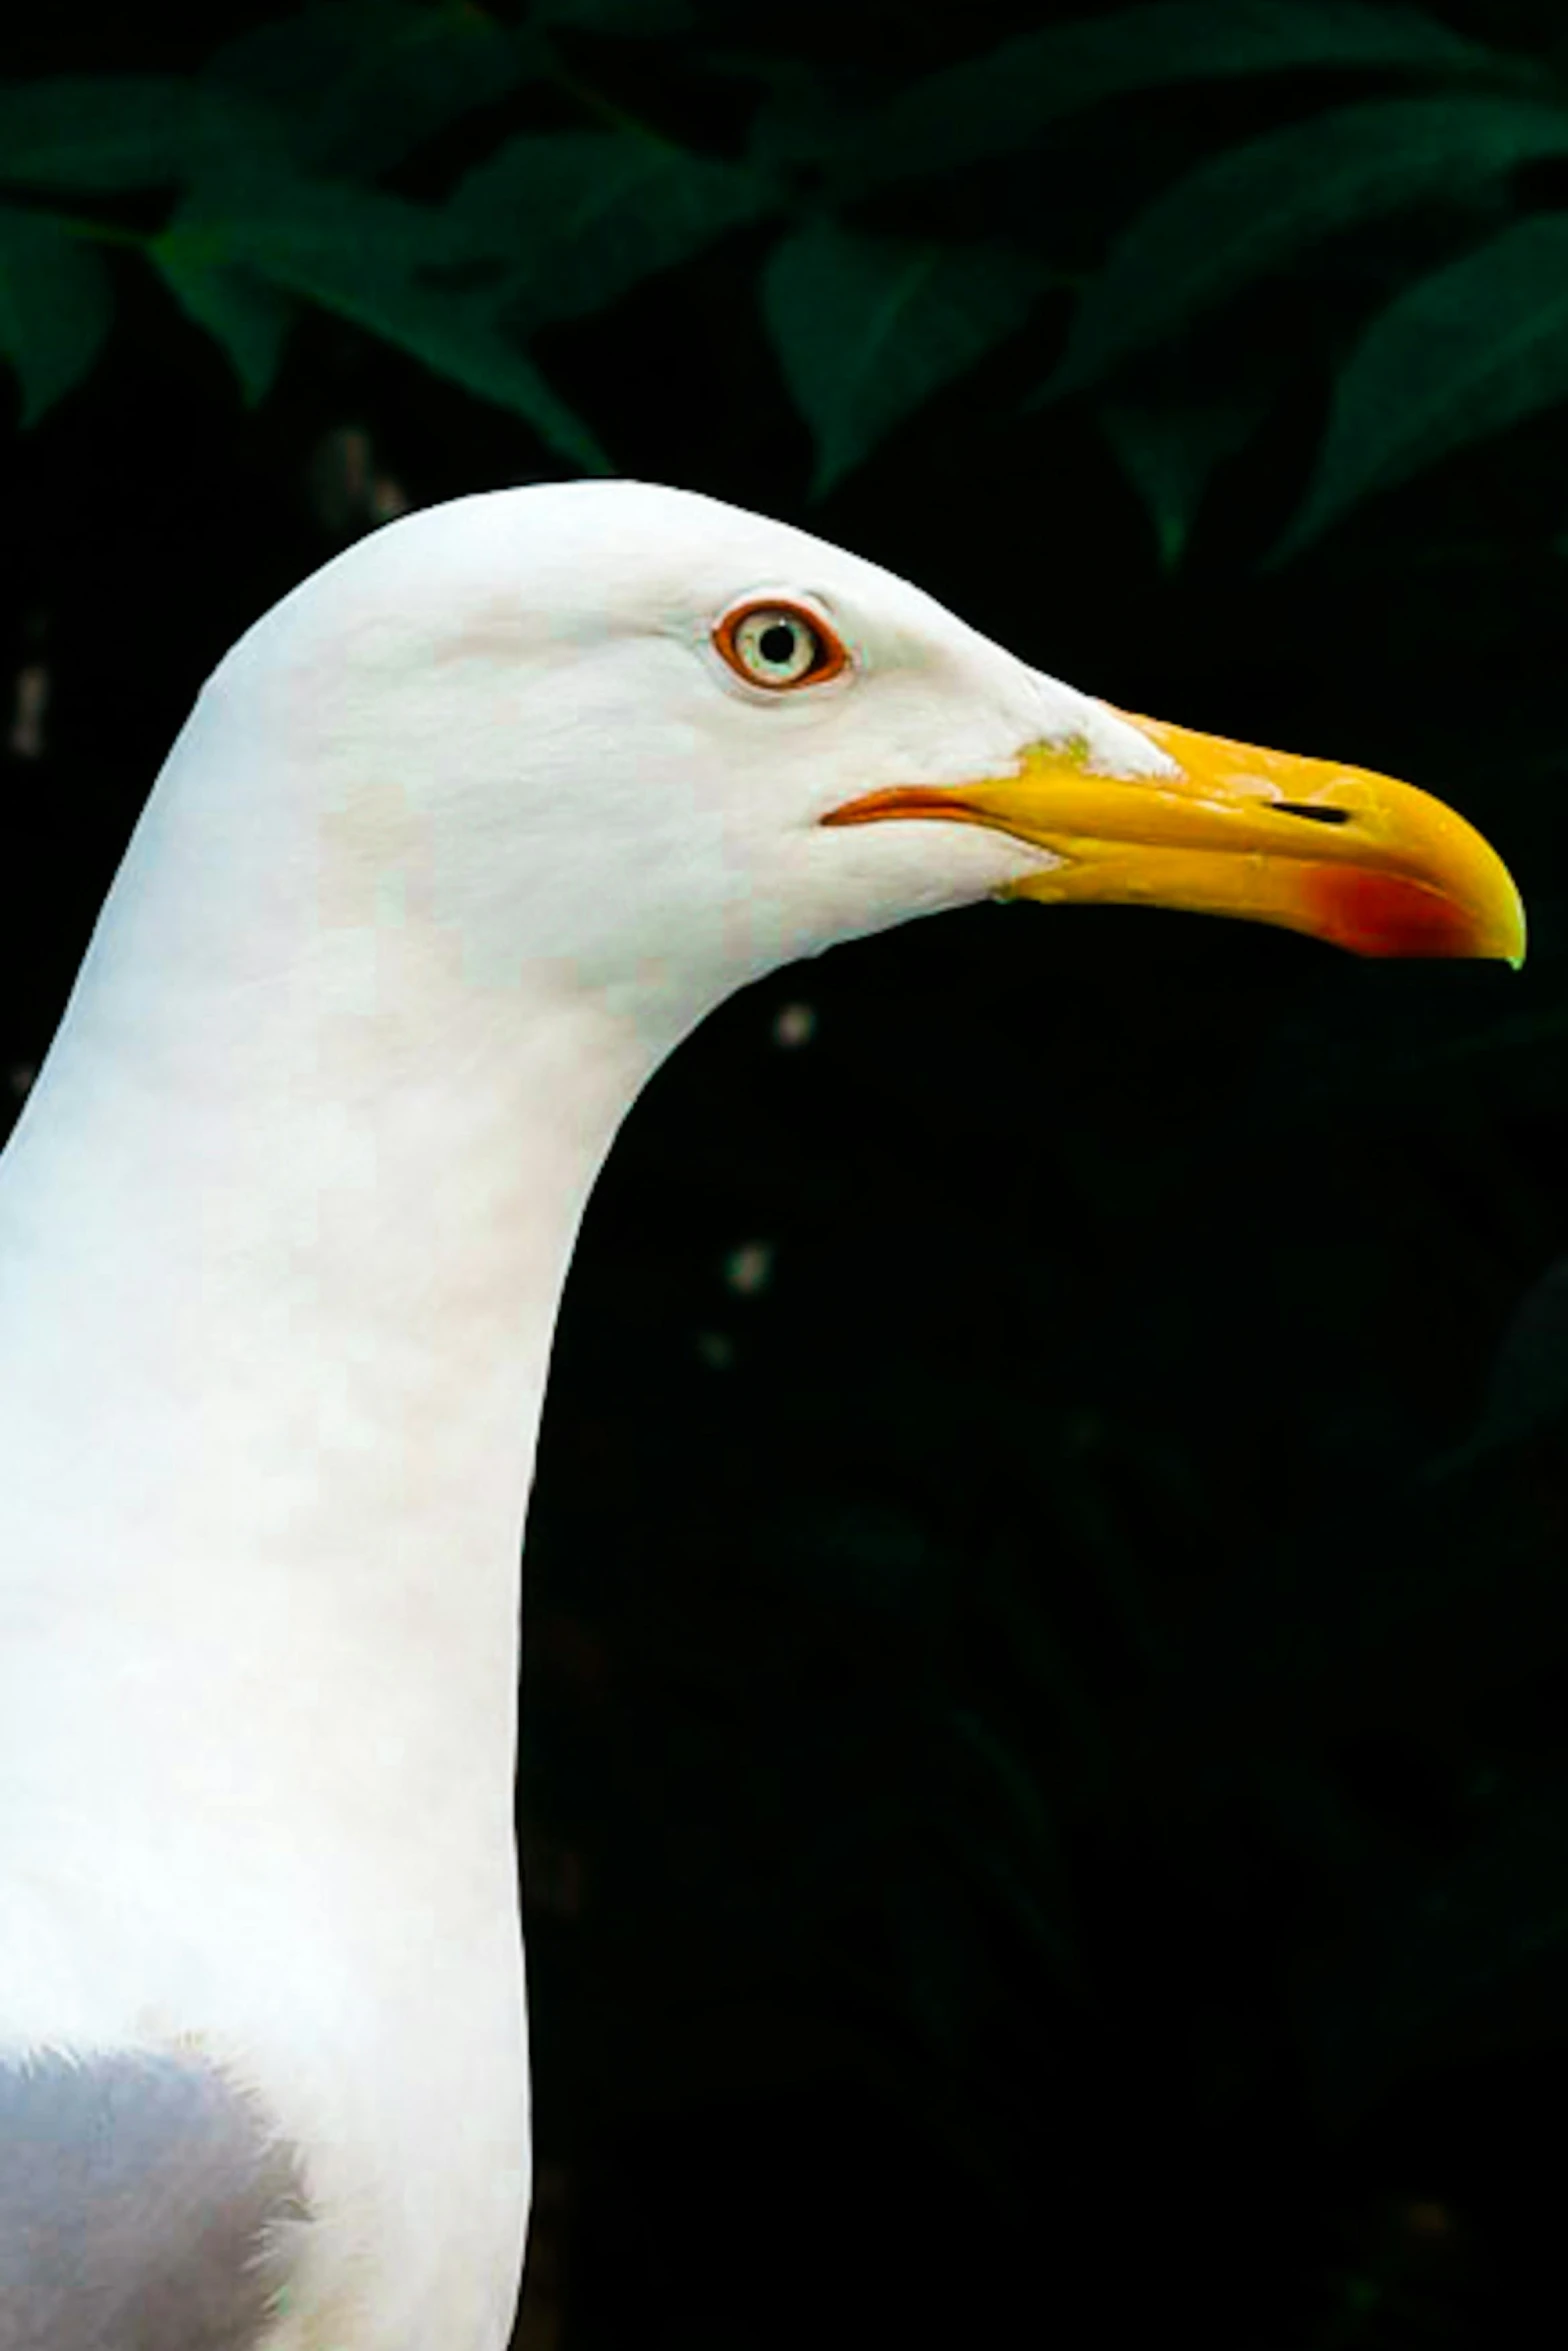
left=5, top=2, right=1568, bottom=2342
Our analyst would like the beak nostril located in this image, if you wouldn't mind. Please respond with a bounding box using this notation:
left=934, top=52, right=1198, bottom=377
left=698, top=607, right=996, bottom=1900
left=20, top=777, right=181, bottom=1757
left=1275, top=801, right=1354, bottom=826
left=1274, top=800, right=1354, bottom=826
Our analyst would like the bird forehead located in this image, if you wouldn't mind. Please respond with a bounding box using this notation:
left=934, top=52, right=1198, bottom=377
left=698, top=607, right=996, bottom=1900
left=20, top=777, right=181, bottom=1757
left=436, top=480, right=967, bottom=652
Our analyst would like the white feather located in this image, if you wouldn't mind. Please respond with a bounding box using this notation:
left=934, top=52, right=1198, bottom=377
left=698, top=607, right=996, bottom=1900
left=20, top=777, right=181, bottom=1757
left=0, top=480, right=1141, bottom=2349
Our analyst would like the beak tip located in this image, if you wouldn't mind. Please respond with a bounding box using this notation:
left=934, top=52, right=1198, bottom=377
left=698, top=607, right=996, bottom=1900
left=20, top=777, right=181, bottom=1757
left=1483, top=876, right=1527, bottom=971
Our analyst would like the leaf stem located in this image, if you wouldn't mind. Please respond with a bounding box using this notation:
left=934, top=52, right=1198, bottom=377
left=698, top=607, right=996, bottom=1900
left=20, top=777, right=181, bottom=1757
left=40, top=211, right=151, bottom=252
left=540, top=56, right=669, bottom=145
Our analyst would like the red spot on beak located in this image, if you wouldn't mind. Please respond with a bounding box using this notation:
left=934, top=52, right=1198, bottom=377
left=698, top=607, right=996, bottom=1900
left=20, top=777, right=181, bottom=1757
left=1302, top=867, right=1491, bottom=960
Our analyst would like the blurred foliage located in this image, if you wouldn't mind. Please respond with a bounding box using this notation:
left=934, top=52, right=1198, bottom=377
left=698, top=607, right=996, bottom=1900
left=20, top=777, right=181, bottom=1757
left=7, top=1, right=1568, bottom=2347
left=10, top=0, right=1568, bottom=538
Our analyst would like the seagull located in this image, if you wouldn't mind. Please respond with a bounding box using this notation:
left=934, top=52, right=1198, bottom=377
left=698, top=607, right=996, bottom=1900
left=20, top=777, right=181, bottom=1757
left=0, top=480, right=1523, bottom=2350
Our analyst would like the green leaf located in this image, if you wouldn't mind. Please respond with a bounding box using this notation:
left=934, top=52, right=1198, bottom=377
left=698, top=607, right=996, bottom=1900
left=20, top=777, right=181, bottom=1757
left=0, top=205, right=113, bottom=424
left=165, top=178, right=608, bottom=468
left=150, top=243, right=294, bottom=407
left=204, top=0, right=536, bottom=180
left=1100, top=391, right=1273, bottom=568
left=1050, top=95, right=1568, bottom=399
left=0, top=75, right=277, bottom=190
left=1277, top=214, right=1568, bottom=557
left=763, top=222, right=1054, bottom=497
left=168, top=172, right=464, bottom=284
left=844, top=1, right=1518, bottom=193
left=449, top=131, right=771, bottom=329
left=708, top=53, right=858, bottom=179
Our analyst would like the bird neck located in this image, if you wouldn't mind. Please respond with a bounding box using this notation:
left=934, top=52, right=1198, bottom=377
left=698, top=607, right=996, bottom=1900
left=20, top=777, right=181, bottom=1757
left=0, top=694, right=679, bottom=1810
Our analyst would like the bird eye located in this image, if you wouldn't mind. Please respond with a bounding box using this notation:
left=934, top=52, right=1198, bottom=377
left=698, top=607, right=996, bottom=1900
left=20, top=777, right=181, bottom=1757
left=713, top=599, right=849, bottom=692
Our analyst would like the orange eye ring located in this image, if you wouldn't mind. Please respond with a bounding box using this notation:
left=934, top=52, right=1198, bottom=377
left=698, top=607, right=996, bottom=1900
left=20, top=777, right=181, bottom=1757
left=712, top=598, right=851, bottom=692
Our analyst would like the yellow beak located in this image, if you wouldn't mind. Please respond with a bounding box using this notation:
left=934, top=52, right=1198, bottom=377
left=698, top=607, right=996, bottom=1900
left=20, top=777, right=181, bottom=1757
left=823, top=708, right=1526, bottom=965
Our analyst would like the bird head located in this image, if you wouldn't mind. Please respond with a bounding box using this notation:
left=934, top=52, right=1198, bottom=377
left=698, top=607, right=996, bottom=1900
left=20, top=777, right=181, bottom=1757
left=215, top=478, right=1523, bottom=1049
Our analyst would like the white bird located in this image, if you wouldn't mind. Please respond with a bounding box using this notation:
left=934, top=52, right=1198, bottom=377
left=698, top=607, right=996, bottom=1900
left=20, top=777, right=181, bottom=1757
left=0, top=480, right=1522, bottom=2351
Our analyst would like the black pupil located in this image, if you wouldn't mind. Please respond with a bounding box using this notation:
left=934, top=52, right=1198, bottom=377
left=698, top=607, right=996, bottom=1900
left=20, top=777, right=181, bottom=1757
left=759, top=620, right=801, bottom=667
